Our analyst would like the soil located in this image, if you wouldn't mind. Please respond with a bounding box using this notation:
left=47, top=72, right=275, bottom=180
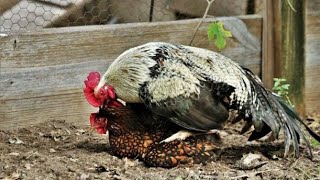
left=0, top=114, right=319, bottom=180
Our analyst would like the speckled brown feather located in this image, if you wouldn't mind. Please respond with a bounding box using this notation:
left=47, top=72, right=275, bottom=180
left=143, top=137, right=217, bottom=168
left=98, top=107, right=218, bottom=168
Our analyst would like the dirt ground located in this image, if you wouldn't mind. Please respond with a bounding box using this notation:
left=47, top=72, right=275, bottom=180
left=0, top=114, right=319, bottom=180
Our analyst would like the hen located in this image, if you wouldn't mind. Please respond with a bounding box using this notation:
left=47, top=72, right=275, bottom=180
left=84, top=42, right=320, bottom=159
left=90, top=103, right=218, bottom=168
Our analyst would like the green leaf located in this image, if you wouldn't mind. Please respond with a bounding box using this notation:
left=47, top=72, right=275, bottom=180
left=273, top=81, right=280, bottom=89
left=281, top=84, right=290, bottom=90
left=272, top=86, right=280, bottom=91
left=273, top=77, right=294, bottom=107
left=208, top=21, right=232, bottom=50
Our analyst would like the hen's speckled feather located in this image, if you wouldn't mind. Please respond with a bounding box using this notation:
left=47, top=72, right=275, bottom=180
left=98, top=106, right=218, bottom=168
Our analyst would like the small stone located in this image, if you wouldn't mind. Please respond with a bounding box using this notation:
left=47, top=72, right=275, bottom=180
left=77, top=129, right=86, bottom=133
left=53, top=136, right=60, bottom=142
left=95, top=165, right=107, bottom=173
left=49, top=148, right=56, bottom=153
left=235, top=153, right=267, bottom=170
left=25, top=163, right=32, bottom=170
left=70, top=158, right=78, bottom=162
left=124, top=157, right=135, bottom=168
left=80, top=173, right=90, bottom=180
left=8, top=152, right=20, bottom=156
left=8, top=138, right=24, bottom=144
left=271, top=154, right=280, bottom=160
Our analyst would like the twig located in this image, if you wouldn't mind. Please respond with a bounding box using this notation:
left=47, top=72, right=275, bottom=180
left=293, top=166, right=312, bottom=179
left=189, top=0, right=215, bottom=46
left=286, top=0, right=297, bottom=12
left=149, top=0, right=155, bottom=22
left=285, top=94, right=294, bottom=107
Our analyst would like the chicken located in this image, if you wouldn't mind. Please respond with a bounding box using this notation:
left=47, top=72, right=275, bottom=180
left=84, top=42, right=320, bottom=158
left=90, top=103, right=218, bottom=168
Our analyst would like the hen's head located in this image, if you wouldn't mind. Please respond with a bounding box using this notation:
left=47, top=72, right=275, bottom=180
left=90, top=112, right=107, bottom=134
left=84, top=71, right=123, bottom=134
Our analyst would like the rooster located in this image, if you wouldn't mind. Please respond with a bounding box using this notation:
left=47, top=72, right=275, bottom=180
left=84, top=42, right=320, bottom=159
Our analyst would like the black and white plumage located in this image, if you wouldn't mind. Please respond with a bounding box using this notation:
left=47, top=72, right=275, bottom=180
left=95, top=42, right=320, bottom=157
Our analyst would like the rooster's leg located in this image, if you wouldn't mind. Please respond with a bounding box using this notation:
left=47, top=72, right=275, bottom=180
left=143, top=138, right=217, bottom=168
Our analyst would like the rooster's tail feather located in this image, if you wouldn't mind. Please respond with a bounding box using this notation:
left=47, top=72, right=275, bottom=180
left=242, top=68, right=320, bottom=158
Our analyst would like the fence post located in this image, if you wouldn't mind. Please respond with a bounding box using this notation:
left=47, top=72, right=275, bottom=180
left=273, top=0, right=305, bottom=115
left=262, top=0, right=275, bottom=90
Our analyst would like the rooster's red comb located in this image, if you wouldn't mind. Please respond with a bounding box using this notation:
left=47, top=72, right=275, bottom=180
left=84, top=72, right=101, bottom=107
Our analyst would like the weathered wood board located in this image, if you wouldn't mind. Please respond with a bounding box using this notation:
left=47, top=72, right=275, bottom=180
left=0, top=15, right=262, bottom=130
left=305, top=0, right=320, bottom=114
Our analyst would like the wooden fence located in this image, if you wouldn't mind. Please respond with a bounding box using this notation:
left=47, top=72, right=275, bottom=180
left=0, top=15, right=262, bottom=130
left=1, top=0, right=319, bottom=130
left=304, top=0, right=320, bottom=114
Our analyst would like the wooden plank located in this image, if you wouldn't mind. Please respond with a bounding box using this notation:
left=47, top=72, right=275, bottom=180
left=305, top=0, right=320, bottom=114
left=261, top=0, right=275, bottom=89
left=0, top=15, right=262, bottom=130
left=1, top=16, right=262, bottom=71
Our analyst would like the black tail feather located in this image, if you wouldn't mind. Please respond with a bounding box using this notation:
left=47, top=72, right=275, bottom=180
left=275, top=95, right=320, bottom=142
left=242, top=68, right=320, bottom=158
left=306, top=126, right=320, bottom=142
